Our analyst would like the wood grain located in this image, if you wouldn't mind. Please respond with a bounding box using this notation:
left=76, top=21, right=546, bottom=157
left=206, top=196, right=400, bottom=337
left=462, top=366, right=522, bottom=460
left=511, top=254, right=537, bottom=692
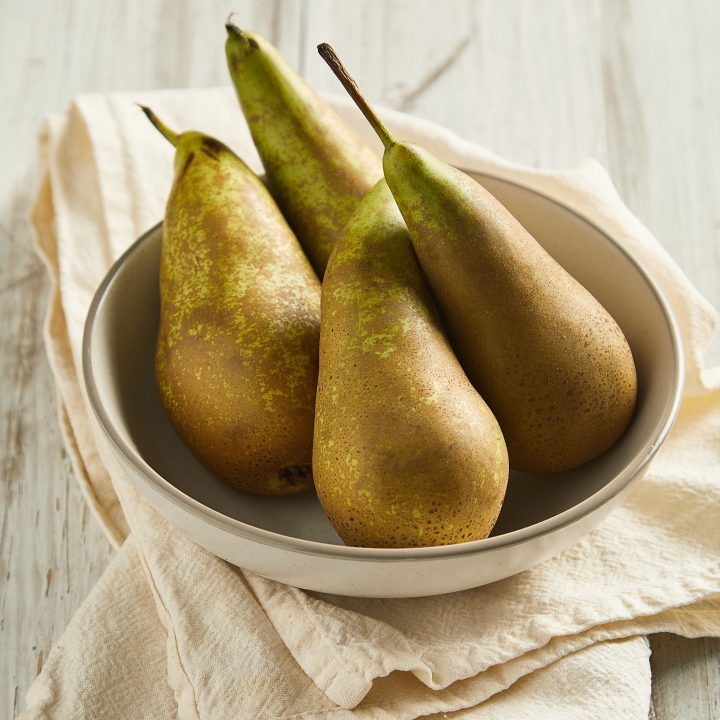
left=600, top=0, right=720, bottom=362
left=651, top=634, right=720, bottom=719
left=599, top=8, right=720, bottom=710
left=0, top=1, right=717, bottom=718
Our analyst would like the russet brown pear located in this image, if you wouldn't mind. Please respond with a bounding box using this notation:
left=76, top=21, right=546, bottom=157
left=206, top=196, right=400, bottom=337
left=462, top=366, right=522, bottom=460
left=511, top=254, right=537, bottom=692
left=319, top=44, right=637, bottom=473
left=314, top=180, right=508, bottom=548
left=142, top=107, right=320, bottom=494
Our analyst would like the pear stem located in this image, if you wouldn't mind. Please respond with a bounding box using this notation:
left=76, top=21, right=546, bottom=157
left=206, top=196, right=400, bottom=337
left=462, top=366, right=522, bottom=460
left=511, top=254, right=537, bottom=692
left=317, top=43, right=394, bottom=150
left=138, top=104, right=179, bottom=147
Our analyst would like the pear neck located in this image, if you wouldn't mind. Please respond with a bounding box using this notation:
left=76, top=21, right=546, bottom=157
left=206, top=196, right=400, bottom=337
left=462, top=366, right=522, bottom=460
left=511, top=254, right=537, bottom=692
left=139, top=105, right=179, bottom=147
left=225, top=23, right=259, bottom=51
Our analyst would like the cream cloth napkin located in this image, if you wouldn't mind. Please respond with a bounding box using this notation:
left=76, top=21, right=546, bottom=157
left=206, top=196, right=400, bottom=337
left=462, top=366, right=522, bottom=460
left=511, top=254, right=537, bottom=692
left=23, top=87, right=720, bottom=719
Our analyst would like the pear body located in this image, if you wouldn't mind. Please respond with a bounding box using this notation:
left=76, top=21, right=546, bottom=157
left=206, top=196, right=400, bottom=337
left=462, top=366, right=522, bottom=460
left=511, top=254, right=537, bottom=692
left=156, top=130, right=320, bottom=494
left=383, top=143, right=637, bottom=473
left=225, top=28, right=382, bottom=276
left=314, top=180, right=508, bottom=548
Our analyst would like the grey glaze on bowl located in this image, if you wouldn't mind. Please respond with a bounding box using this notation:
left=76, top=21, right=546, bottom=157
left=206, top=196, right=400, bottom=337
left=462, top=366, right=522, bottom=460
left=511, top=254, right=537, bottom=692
left=82, top=171, right=684, bottom=598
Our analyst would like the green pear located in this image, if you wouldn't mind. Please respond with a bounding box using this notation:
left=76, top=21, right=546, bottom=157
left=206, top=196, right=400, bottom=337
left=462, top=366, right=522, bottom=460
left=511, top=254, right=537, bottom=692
left=318, top=45, right=637, bottom=473
left=225, top=24, right=382, bottom=277
left=141, top=106, right=320, bottom=494
left=314, top=180, right=508, bottom=548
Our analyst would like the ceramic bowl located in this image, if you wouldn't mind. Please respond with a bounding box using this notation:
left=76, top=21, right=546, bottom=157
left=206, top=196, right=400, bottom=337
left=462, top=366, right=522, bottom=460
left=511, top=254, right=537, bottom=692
left=82, top=171, right=683, bottom=598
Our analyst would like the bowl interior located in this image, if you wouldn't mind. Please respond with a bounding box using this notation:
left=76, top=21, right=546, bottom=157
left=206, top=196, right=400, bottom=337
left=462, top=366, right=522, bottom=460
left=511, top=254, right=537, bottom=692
left=87, top=172, right=679, bottom=546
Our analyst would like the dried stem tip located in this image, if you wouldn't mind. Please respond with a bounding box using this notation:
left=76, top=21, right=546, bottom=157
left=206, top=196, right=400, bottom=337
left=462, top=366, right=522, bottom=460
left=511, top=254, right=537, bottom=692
left=317, top=43, right=394, bottom=150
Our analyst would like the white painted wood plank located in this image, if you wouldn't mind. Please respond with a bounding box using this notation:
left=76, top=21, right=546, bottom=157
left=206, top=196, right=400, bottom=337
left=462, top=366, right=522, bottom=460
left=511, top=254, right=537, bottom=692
left=303, top=0, right=606, bottom=168
left=650, top=634, right=720, bottom=720
left=463, top=0, right=607, bottom=168
left=599, top=3, right=720, bottom=717
left=601, top=0, right=720, bottom=361
left=267, top=0, right=308, bottom=72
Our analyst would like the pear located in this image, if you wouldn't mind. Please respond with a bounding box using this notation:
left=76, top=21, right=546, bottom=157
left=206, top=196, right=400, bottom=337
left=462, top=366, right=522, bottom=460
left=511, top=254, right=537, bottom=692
left=225, top=24, right=382, bottom=277
left=141, top=106, right=320, bottom=494
left=318, top=45, right=637, bottom=473
left=314, top=180, right=508, bottom=548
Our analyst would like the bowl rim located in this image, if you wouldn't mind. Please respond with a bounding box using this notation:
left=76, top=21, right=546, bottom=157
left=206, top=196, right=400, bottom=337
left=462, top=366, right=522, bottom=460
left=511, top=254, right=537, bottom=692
left=82, top=169, right=685, bottom=561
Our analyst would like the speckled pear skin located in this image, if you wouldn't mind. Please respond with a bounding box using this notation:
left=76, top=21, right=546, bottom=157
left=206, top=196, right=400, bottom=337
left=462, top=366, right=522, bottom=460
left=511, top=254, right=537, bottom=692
left=314, top=181, right=508, bottom=548
left=154, top=126, right=320, bottom=495
left=225, top=26, right=382, bottom=277
left=383, top=143, right=638, bottom=473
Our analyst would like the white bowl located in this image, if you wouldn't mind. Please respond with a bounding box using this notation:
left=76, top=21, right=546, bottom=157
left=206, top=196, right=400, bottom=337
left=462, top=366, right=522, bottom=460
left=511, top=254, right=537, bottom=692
left=82, top=171, right=683, bottom=598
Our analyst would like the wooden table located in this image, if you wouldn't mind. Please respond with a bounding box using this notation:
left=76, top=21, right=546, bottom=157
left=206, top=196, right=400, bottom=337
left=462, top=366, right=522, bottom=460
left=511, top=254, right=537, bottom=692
left=1, top=2, right=718, bottom=717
